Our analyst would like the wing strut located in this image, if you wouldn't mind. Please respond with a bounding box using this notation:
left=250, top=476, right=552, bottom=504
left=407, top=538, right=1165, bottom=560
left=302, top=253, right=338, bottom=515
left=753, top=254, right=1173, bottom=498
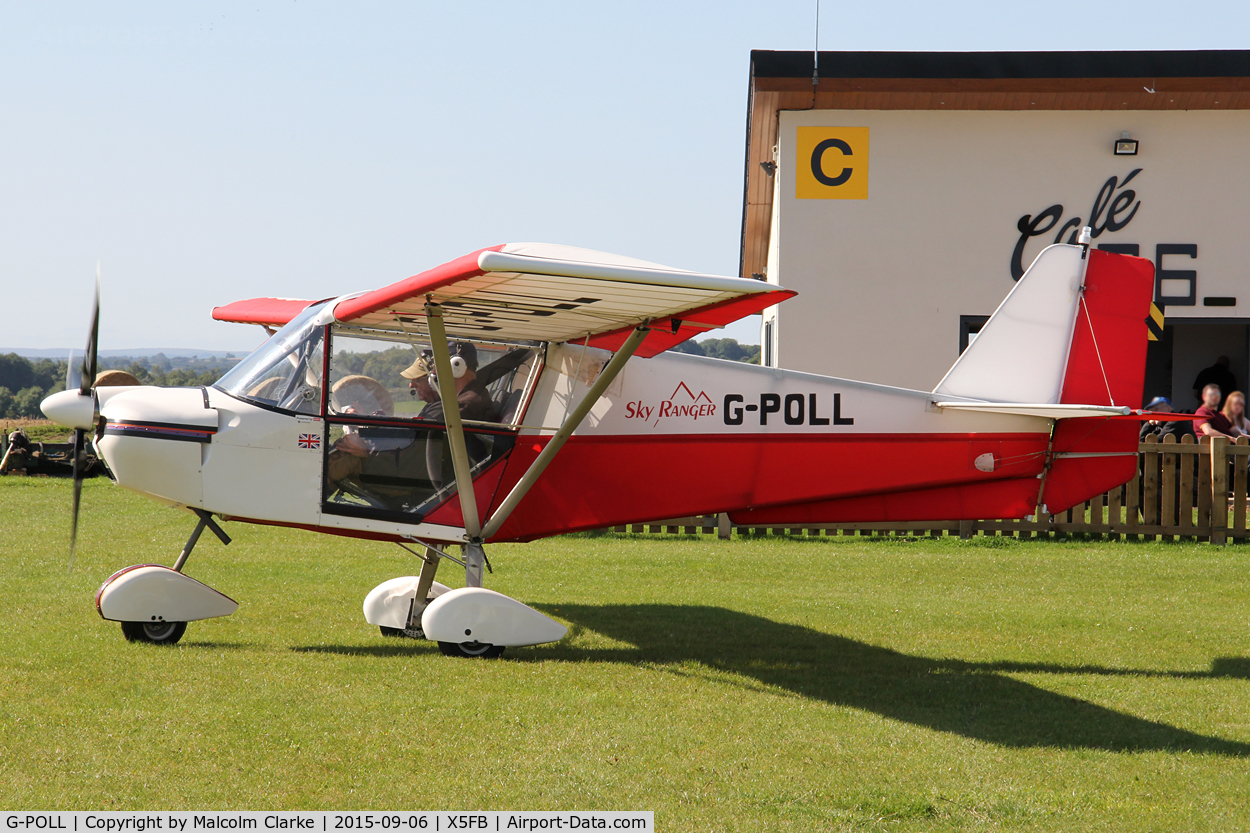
left=481, top=324, right=651, bottom=541
left=425, top=307, right=648, bottom=586
left=426, top=304, right=484, bottom=537
left=426, top=303, right=492, bottom=587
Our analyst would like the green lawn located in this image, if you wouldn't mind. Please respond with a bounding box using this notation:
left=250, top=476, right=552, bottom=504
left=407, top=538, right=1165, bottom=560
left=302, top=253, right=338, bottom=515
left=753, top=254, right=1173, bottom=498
left=1, top=475, right=1249, bottom=830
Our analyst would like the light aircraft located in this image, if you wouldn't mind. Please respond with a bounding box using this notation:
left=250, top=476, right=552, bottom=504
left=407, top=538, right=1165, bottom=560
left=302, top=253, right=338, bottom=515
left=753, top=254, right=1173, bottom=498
left=42, top=232, right=1156, bottom=656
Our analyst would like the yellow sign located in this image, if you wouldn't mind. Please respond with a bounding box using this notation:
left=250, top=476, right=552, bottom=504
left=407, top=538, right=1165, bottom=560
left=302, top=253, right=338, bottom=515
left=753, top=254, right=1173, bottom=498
left=1146, top=303, right=1165, bottom=342
left=796, top=126, right=870, bottom=200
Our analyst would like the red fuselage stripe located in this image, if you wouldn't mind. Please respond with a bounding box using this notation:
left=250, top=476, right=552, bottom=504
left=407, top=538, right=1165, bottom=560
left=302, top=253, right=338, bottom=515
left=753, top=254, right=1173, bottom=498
left=478, top=431, right=1053, bottom=541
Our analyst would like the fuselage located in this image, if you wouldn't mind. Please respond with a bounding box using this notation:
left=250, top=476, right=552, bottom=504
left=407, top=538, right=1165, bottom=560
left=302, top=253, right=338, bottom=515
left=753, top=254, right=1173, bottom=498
left=89, top=341, right=1052, bottom=545
left=44, top=240, right=1157, bottom=548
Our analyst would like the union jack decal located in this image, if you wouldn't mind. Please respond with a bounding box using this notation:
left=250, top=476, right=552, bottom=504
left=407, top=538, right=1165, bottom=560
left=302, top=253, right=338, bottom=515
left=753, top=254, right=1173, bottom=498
left=298, top=433, right=321, bottom=449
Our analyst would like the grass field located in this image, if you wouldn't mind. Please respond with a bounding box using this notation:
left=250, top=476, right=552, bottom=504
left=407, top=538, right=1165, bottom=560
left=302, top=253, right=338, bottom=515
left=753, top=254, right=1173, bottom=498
left=2, top=476, right=1249, bottom=830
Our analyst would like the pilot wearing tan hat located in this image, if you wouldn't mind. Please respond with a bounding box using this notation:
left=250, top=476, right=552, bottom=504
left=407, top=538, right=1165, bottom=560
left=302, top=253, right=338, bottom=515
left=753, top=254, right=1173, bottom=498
left=400, top=353, right=439, bottom=408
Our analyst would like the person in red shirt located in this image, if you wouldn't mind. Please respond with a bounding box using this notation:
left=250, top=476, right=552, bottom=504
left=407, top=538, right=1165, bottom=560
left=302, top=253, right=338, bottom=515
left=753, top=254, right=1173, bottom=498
left=1194, top=384, right=1246, bottom=439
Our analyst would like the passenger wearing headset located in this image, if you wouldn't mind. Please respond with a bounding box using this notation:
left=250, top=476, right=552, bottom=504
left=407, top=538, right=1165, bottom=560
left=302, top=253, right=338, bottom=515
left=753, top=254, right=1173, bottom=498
left=401, top=341, right=497, bottom=424
left=333, top=341, right=494, bottom=462
left=402, top=341, right=498, bottom=492
left=327, top=341, right=500, bottom=505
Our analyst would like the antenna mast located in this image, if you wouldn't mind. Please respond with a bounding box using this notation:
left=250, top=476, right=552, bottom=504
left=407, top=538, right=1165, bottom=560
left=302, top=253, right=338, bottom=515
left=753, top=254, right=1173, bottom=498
left=812, top=0, right=820, bottom=86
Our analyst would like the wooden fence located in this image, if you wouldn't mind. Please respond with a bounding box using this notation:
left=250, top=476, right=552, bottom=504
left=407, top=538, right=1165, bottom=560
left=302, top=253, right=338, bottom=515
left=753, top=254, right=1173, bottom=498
left=614, top=434, right=1250, bottom=544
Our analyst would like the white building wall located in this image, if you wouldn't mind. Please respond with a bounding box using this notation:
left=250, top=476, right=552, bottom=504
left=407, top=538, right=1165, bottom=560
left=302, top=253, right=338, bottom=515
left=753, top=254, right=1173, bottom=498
left=771, top=109, right=1250, bottom=392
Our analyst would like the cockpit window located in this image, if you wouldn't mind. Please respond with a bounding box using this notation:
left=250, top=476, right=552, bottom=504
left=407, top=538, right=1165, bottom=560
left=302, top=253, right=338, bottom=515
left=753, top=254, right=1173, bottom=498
left=327, top=327, right=538, bottom=426
left=321, top=326, right=539, bottom=523
left=214, top=302, right=326, bottom=415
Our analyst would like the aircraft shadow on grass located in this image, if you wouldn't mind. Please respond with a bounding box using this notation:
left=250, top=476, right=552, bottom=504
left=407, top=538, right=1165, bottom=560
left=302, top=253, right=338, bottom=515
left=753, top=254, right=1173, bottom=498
left=521, top=604, right=1250, bottom=757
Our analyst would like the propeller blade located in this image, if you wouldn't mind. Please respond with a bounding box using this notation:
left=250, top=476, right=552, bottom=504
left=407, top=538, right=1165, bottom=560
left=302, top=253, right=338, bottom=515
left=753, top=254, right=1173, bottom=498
left=69, top=267, right=102, bottom=572
left=68, top=427, right=85, bottom=573
left=80, top=270, right=100, bottom=396
left=65, top=349, right=81, bottom=392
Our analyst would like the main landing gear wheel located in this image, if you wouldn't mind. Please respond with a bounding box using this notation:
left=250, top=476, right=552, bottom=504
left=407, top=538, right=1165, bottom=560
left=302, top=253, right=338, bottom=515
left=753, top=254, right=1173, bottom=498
left=438, top=641, right=504, bottom=659
left=120, top=620, right=187, bottom=645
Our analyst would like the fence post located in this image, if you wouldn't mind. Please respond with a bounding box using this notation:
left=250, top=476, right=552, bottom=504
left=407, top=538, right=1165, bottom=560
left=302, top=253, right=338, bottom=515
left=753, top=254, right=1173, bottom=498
left=1212, top=436, right=1229, bottom=546
left=717, top=513, right=731, bottom=540
left=1179, top=434, right=1196, bottom=539
left=959, top=520, right=974, bottom=539
left=1107, top=484, right=1122, bottom=540
left=1198, top=436, right=1212, bottom=534
left=1142, top=433, right=1160, bottom=533
left=1235, top=437, right=1249, bottom=538
left=1161, top=434, right=1178, bottom=541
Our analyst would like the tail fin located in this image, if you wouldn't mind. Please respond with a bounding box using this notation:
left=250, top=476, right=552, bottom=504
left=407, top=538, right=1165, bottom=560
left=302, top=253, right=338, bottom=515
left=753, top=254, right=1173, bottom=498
left=933, top=243, right=1155, bottom=409
left=936, top=243, right=1156, bottom=513
left=934, top=243, right=1085, bottom=404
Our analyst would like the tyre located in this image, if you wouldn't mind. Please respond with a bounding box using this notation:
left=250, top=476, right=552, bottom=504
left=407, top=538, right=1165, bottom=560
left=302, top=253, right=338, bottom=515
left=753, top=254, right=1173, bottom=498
left=438, top=640, right=504, bottom=659
left=120, top=620, right=187, bottom=645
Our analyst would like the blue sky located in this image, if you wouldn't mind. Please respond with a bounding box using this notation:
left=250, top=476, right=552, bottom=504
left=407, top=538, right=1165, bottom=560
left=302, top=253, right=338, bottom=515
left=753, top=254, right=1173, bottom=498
left=1, top=1, right=1244, bottom=352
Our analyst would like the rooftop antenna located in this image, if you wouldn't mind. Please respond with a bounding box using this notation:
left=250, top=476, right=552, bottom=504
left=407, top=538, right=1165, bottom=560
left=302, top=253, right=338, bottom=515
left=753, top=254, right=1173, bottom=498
left=812, top=0, right=820, bottom=86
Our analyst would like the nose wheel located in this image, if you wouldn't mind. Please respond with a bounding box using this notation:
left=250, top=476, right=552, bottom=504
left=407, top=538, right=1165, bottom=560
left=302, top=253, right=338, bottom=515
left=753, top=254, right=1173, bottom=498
left=120, top=620, right=188, bottom=645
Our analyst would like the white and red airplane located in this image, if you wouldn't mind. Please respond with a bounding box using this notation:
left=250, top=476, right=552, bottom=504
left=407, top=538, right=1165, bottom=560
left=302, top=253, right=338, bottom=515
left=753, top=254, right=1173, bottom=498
left=41, top=232, right=1155, bottom=656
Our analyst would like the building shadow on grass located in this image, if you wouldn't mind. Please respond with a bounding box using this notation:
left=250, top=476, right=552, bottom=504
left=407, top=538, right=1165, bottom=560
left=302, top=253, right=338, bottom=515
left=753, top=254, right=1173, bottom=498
left=528, top=603, right=1250, bottom=756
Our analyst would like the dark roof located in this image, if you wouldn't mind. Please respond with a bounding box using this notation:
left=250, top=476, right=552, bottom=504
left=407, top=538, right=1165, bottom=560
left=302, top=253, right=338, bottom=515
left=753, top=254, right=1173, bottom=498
left=752, top=50, right=1250, bottom=80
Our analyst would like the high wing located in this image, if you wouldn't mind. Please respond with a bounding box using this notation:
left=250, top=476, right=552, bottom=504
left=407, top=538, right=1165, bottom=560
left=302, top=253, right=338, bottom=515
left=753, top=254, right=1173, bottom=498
left=213, top=243, right=795, bottom=355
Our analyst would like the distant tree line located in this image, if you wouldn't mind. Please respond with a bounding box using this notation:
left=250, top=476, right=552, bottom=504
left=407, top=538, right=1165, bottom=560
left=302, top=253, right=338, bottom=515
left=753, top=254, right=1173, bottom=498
left=0, top=338, right=758, bottom=419
left=333, top=345, right=414, bottom=383
left=0, top=354, right=66, bottom=419
left=330, top=339, right=763, bottom=382
left=100, top=353, right=241, bottom=389
left=0, top=353, right=241, bottom=419
left=669, top=338, right=761, bottom=364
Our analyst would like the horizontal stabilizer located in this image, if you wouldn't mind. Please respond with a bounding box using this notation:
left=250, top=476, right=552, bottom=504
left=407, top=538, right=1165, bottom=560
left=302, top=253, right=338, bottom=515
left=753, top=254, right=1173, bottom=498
left=212, top=297, right=316, bottom=327
left=934, top=402, right=1130, bottom=419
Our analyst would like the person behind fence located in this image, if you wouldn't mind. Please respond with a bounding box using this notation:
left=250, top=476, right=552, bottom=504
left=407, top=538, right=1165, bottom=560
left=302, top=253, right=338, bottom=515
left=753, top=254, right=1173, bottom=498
left=1140, top=396, right=1194, bottom=442
left=1193, top=356, right=1238, bottom=409
left=1193, top=384, right=1246, bottom=439
left=1222, top=390, right=1250, bottom=436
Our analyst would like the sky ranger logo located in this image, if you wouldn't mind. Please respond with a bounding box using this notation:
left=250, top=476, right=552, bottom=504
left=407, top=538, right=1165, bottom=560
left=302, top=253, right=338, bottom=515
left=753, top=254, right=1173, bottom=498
left=624, top=382, right=717, bottom=427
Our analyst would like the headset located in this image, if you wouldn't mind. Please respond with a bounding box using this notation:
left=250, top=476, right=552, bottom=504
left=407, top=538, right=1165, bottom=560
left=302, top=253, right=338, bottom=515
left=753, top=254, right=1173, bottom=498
left=427, top=344, right=471, bottom=384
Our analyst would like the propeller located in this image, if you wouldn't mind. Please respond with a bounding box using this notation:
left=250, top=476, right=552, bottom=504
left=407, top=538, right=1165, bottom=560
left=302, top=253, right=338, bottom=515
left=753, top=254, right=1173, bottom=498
left=67, top=271, right=101, bottom=572
left=65, top=348, right=81, bottom=393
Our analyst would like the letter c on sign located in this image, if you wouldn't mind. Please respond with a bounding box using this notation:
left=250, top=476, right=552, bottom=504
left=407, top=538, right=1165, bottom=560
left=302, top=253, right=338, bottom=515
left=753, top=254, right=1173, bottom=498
left=811, top=138, right=853, bottom=187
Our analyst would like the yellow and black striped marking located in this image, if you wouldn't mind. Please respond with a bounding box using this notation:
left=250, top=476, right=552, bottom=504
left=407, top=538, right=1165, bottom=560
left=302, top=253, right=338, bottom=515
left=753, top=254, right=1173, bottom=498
left=1146, top=303, right=1165, bottom=342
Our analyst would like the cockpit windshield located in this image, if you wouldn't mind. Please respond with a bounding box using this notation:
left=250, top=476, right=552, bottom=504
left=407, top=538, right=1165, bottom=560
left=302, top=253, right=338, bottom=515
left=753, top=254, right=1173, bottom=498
left=214, top=301, right=327, bottom=415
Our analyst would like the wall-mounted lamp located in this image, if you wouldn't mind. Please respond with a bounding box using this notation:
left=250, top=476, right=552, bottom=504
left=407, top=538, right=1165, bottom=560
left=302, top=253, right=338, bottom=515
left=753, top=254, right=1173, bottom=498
left=1114, top=131, right=1139, bottom=156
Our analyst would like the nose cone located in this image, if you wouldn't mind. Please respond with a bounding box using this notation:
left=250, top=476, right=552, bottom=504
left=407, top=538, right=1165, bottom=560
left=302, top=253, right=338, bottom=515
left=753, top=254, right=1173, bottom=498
left=41, top=389, right=96, bottom=430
